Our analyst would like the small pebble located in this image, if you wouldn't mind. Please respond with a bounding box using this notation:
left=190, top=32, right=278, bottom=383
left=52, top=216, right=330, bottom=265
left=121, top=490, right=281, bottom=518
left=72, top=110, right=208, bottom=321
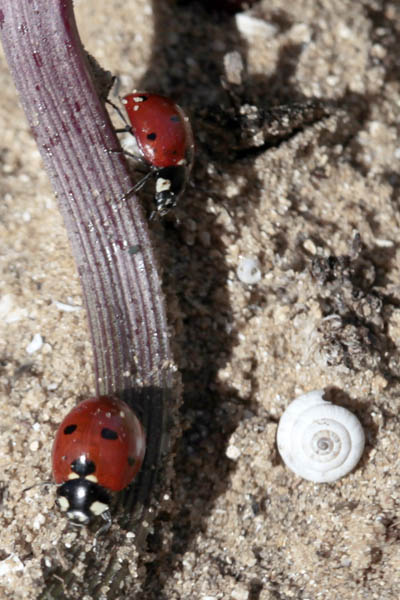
left=237, top=257, right=262, bottom=284
left=33, top=513, right=45, bottom=530
left=183, top=231, right=196, bottom=246
left=0, top=555, right=24, bottom=577
left=374, top=238, right=394, bottom=248
left=199, top=231, right=211, bottom=247
left=224, top=51, right=244, bottom=85
left=185, top=218, right=197, bottom=232
left=54, top=300, right=82, bottom=312
left=29, top=440, right=40, bottom=452
left=231, top=586, right=249, bottom=600
left=303, top=239, right=317, bottom=254
left=226, top=444, right=241, bottom=460
left=26, top=333, right=43, bottom=354
left=235, top=14, right=277, bottom=38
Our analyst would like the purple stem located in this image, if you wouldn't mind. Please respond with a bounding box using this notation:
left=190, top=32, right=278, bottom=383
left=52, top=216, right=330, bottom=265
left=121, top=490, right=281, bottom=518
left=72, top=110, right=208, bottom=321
left=0, top=0, right=174, bottom=586
left=0, top=1, right=171, bottom=393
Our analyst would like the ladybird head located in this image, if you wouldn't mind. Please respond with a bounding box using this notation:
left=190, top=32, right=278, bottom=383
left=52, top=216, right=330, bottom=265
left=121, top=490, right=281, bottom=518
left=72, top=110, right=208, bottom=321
left=56, top=478, right=110, bottom=525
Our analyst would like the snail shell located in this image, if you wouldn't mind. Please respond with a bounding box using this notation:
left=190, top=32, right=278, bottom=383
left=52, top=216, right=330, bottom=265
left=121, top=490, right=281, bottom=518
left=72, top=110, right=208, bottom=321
left=277, top=390, right=365, bottom=483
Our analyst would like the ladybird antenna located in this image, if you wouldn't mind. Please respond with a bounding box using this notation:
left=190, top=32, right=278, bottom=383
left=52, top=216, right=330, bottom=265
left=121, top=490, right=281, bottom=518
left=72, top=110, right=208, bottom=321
left=23, top=480, right=54, bottom=493
left=20, top=480, right=55, bottom=502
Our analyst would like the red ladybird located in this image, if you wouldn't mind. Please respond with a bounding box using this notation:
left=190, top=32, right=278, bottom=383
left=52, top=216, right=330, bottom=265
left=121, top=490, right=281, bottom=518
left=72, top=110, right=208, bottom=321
left=52, top=396, right=145, bottom=529
left=121, top=92, right=194, bottom=215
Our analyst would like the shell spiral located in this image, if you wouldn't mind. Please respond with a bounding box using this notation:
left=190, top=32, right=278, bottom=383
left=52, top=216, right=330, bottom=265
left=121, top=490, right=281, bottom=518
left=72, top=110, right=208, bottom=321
left=277, top=390, right=365, bottom=483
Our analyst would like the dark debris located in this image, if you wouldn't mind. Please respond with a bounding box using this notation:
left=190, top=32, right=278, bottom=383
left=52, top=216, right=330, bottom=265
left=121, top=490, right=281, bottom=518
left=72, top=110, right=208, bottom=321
left=311, top=235, right=400, bottom=376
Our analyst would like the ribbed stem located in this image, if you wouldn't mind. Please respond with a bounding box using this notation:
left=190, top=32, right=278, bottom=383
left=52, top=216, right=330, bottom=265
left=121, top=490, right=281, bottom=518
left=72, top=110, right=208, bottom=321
left=0, top=0, right=175, bottom=596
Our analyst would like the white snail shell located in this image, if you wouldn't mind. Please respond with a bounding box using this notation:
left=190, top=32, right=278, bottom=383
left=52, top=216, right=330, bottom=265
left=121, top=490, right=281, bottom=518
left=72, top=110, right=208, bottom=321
left=277, top=390, right=365, bottom=483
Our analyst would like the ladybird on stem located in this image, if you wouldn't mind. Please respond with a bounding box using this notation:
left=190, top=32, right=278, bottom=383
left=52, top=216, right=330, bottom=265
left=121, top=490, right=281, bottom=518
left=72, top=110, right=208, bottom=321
left=52, top=396, right=146, bottom=533
left=112, top=91, right=194, bottom=216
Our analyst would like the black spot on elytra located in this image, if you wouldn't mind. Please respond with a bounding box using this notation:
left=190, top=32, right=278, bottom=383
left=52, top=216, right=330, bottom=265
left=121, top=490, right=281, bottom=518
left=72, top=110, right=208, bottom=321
left=64, top=424, right=77, bottom=435
left=71, top=455, right=96, bottom=476
left=170, top=115, right=180, bottom=122
left=127, top=456, right=136, bottom=466
left=101, top=428, right=118, bottom=440
left=147, top=132, right=157, bottom=141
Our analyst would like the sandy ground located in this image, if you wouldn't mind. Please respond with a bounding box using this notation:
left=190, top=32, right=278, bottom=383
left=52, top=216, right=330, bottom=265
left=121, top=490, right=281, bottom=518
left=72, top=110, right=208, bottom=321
left=1, top=0, right=400, bottom=598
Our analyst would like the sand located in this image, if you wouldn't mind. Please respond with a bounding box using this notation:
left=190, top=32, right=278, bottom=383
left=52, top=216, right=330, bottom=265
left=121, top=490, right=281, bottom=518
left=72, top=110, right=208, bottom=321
left=1, top=0, right=400, bottom=598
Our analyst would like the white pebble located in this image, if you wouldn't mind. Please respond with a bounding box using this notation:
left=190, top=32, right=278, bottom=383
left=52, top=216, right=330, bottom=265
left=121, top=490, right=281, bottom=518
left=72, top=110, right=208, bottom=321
left=226, top=444, right=241, bottom=460
left=33, top=513, right=45, bottom=530
left=231, top=586, right=249, bottom=600
left=289, top=23, right=311, bottom=44
left=237, top=257, right=262, bottom=284
left=0, top=554, right=24, bottom=577
left=0, top=294, right=28, bottom=324
left=54, top=300, right=82, bottom=312
left=26, top=333, right=43, bottom=354
left=224, top=51, right=244, bottom=85
left=303, top=239, right=317, bottom=254
left=374, top=238, right=394, bottom=248
left=235, top=14, right=277, bottom=39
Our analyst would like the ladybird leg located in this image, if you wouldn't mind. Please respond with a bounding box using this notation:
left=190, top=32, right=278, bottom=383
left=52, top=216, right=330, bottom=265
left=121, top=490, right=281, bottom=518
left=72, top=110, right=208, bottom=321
left=93, top=509, right=112, bottom=551
left=148, top=209, right=159, bottom=221
left=130, top=170, right=153, bottom=192
left=106, top=147, right=136, bottom=159
left=106, top=98, right=130, bottom=128
left=114, top=126, right=133, bottom=134
left=119, top=171, right=154, bottom=202
left=106, top=147, right=149, bottom=168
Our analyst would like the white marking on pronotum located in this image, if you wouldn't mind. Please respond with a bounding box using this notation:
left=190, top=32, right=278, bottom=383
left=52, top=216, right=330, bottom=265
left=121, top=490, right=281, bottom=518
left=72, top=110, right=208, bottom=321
left=156, top=177, right=171, bottom=193
left=57, top=496, right=70, bottom=512
left=85, top=474, right=98, bottom=483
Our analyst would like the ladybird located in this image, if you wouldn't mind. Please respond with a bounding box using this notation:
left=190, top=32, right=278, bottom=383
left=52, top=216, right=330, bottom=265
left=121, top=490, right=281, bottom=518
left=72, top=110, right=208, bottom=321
left=121, top=92, right=194, bottom=215
left=52, top=396, right=146, bottom=530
